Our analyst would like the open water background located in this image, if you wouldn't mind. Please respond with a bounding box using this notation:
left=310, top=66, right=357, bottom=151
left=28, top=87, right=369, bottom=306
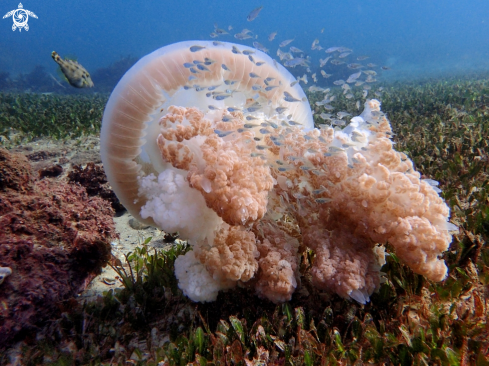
left=1, top=0, right=489, bottom=83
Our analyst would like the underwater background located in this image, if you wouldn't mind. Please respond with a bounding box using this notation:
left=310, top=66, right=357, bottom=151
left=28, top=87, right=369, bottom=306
left=1, top=0, right=489, bottom=85
left=1, top=1, right=489, bottom=365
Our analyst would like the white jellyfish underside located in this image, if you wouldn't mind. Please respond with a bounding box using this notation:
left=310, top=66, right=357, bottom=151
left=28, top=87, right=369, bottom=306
left=101, top=41, right=453, bottom=304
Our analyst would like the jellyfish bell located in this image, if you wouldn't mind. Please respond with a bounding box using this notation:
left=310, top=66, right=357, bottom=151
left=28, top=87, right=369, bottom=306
left=100, top=40, right=313, bottom=229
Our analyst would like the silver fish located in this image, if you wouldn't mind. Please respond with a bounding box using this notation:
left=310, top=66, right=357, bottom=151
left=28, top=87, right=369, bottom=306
left=279, top=38, right=294, bottom=48
left=289, top=46, right=303, bottom=53
left=190, top=45, right=206, bottom=52
left=284, top=57, right=307, bottom=67
left=234, top=33, right=253, bottom=40
left=284, top=92, right=301, bottom=102
left=253, top=41, right=268, bottom=53
left=247, top=6, right=263, bottom=21
left=325, top=46, right=341, bottom=53
left=268, top=32, right=277, bottom=41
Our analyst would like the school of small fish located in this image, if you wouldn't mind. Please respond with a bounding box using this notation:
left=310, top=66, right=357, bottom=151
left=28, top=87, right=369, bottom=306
left=206, top=6, right=392, bottom=119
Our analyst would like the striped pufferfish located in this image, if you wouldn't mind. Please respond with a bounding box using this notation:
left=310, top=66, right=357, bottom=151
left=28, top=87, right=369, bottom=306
left=51, top=51, right=94, bottom=88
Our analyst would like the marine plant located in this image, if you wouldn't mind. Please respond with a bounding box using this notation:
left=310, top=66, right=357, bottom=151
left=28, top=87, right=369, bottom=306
left=0, top=92, right=107, bottom=145
left=1, top=72, right=488, bottom=365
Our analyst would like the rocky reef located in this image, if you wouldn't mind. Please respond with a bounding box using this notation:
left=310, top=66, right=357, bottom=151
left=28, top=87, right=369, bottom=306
left=0, top=148, right=116, bottom=347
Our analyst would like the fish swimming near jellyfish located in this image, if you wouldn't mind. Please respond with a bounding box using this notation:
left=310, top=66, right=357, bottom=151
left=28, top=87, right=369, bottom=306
left=51, top=51, right=94, bottom=88
left=247, top=6, right=263, bottom=21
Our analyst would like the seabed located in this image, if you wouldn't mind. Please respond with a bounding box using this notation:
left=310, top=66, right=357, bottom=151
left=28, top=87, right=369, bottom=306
left=0, top=75, right=488, bottom=365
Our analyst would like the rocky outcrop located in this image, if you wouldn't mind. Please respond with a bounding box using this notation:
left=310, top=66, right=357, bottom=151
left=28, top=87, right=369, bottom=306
left=0, top=148, right=116, bottom=348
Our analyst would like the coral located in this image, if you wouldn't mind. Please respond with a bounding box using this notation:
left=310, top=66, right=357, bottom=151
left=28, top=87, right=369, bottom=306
left=100, top=41, right=453, bottom=304
left=0, top=148, right=116, bottom=347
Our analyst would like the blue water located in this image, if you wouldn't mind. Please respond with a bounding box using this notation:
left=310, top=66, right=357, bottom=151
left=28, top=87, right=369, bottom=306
left=1, top=0, right=489, bottom=83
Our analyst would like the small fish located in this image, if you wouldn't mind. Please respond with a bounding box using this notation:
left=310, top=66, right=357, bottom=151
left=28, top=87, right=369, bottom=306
left=330, top=59, right=345, bottom=65
left=51, top=51, right=94, bottom=88
left=247, top=6, right=263, bottom=21
left=319, top=57, right=331, bottom=67
left=244, top=123, right=259, bottom=128
left=232, top=45, right=242, bottom=54
left=357, top=55, right=369, bottom=60
left=268, top=32, right=277, bottom=41
left=320, top=70, right=332, bottom=78
left=283, top=91, right=301, bottom=102
left=252, top=85, right=262, bottom=91
left=338, top=52, right=351, bottom=58
left=222, top=116, right=232, bottom=122
left=208, top=85, right=220, bottom=91
left=325, top=46, right=341, bottom=53
left=214, top=94, right=231, bottom=100
left=289, top=46, right=304, bottom=53
left=337, top=111, right=351, bottom=119
left=345, top=93, right=354, bottom=99
left=347, top=63, right=363, bottom=69
left=243, top=49, right=255, bottom=55
left=253, top=41, right=269, bottom=53
left=196, top=64, right=210, bottom=71
left=320, top=113, right=333, bottom=120
left=222, top=64, right=230, bottom=71
left=249, top=72, right=260, bottom=78
left=246, top=105, right=261, bottom=112
left=215, top=28, right=228, bottom=35
left=256, top=61, right=265, bottom=66
left=284, top=57, right=307, bottom=67
left=234, top=32, right=253, bottom=40
left=279, top=38, right=295, bottom=48
left=316, top=198, right=332, bottom=204
left=183, top=62, right=193, bottom=68
left=346, top=71, right=362, bottom=83
left=213, top=41, right=224, bottom=46
left=190, top=45, right=206, bottom=52
left=227, top=107, right=241, bottom=112
left=265, top=85, right=278, bottom=91
left=208, top=105, right=218, bottom=110
left=366, top=63, right=377, bottom=68
left=214, top=129, right=234, bottom=137
left=333, top=80, right=345, bottom=86
left=275, top=107, right=287, bottom=114
left=381, top=66, right=391, bottom=70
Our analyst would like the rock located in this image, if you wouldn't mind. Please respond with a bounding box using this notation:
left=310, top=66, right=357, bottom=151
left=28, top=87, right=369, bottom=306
left=128, top=217, right=151, bottom=230
left=0, top=148, right=117, bottom=348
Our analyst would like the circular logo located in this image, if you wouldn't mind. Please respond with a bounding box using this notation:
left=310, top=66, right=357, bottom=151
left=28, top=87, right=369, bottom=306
left=12, top=9, right=28, bottom=28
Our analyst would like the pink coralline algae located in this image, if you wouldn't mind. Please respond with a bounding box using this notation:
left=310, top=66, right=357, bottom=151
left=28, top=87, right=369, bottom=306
left=0, top=148, right=116, bottom=347
left=100, top=41, right=455, bottom=305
